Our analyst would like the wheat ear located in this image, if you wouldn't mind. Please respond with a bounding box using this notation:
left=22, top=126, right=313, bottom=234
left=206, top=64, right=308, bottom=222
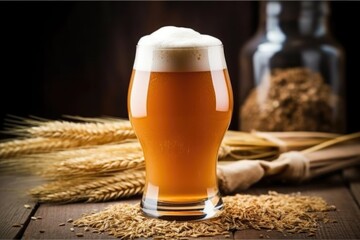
left=87, top=170, right=145, bottom=202
left=42, top=152, right=145, bottom=178
left=0, top=137, right=83, bottom=158
left=25, top=121, right=136, bottom=141
left=32, top=169, right=145, bottom=203
left=29, top=177, right=92, bottom=199
left=0, top=141, right=142, bottom=174
left=36, top=141, right=141, bottom=160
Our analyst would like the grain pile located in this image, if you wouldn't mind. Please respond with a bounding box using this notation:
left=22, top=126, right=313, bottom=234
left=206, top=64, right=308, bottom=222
left=73, top=192, right=336, bottom=239
left=241, top=67, right=342, bottom=132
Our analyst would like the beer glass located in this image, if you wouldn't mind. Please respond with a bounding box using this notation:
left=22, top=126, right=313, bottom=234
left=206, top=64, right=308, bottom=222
left=128, top=36, right=233, bottom=220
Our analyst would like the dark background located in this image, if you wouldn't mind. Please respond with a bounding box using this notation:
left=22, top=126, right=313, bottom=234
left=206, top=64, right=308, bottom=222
left=0, top=1, right=359, bottom=133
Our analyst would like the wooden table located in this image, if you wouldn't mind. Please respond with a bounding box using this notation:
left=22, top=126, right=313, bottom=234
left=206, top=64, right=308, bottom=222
left=1, top=168, right=360, bottom=239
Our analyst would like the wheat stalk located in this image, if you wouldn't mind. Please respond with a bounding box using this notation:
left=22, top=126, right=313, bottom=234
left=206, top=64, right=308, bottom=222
left=86, top=171, right=145, bottom=202
left=0, top=137, right=138, bottom=159
left=42, top=152, right=144, bottom=178
left=0, top=126, right=137, bottom=159
left=31, top=169, right=145, bottom=203
left=38, top=142, right=144, bottom=178
left=302, top=132, right=360, bottom=154
left=0, top=137, right=84, bottom=158
left=0, top=141, right=142, bottom=174
left=1, top=117, right=136, bottom=159
left=26, top=121, right=136, bottom=142
left=30, top=178, right=92, bottom=201
left=4, top=117, right=150, bottom=143
left=24, top=141, right=141, bottom=162
left=1, top=116, right=352, bottom=204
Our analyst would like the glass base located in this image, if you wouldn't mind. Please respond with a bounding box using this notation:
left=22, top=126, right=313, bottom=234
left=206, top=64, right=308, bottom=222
left=141, top=193, right=223, bottom=221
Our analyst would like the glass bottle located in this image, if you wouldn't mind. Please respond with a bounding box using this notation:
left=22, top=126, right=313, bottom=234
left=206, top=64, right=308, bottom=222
left=239, top=1, right=345, bottom=133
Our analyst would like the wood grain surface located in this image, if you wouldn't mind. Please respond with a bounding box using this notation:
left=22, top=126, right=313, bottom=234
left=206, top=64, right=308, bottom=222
left=343, top=167, right=360, bottom=208
left=0, top=174, right=42, bottom=239
left=1, top=170, right=360, bottom=239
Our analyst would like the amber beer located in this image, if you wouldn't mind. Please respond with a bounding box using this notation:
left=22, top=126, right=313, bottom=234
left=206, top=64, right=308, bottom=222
left=128, top=27, right=233, bottom=220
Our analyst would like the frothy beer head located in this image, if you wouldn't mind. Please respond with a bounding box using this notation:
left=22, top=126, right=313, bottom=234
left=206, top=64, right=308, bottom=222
left=133, top=26, right=227, bottom=72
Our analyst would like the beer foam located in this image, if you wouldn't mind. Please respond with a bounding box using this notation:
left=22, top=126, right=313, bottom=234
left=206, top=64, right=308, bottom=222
left=134, top=26, right=226, bottom=72
left=138, top=26, right=222, bottom=48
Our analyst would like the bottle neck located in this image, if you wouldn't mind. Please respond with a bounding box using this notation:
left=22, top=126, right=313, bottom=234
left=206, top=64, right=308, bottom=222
left=260, top=1, right=330, bottom=39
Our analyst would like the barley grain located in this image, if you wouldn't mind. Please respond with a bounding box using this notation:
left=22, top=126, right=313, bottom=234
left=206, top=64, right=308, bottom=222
left=73, top=192, right=335, bottom=239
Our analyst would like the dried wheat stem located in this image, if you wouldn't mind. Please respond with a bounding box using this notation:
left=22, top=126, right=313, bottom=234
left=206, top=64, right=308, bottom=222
left=302, top=132, right=360, bottom=154
left=32, top=169, right=145, bottom=203
left=41, top=141, right=141, bottom=159
left=254, top=131, right=339, bottom=139
left=0, top=137, right=83, bottom=158
left=0, top=141, right=142, bottom=174
left=15, top=141, right=140, bottom=162
left=87, top=171, right=146, bottom=202
left=0, top=133, right=139, bottom=160
left=25, top=121, right=135, bottom=141
left=88, top=185, right=144, bottom=203
left=29, top=178, right=89, bottom=198
left=41, top=152, right=144, bottom=178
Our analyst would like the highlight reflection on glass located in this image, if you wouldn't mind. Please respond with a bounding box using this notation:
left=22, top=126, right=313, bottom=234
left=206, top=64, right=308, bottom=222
left=128, top=26, right=233, bottom=220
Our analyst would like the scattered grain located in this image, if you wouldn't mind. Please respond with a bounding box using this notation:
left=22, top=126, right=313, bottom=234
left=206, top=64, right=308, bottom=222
left=39, top=230, right=45, bottom=233
left=59, top=223, right=65, bottom=226
left=12, top=224, right=22, bottom=228
left=67, top=218, right=73, bottom=223
left=24, top=204, right=31, bottom=209
left=73, top=192, right=335, bottom=239
left=36, top=216, right=42, bottom=219
left=70, top=227, right=75, bottom=232
left=30, top=216, right=37, bottom=220
left=76, top=233, right=84, bottom=237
